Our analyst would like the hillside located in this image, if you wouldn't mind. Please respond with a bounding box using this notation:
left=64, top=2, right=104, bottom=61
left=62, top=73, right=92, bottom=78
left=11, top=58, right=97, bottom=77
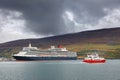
left=0, top=27, right=120, bottom=59
left=0, top=27, right=120, bottom=48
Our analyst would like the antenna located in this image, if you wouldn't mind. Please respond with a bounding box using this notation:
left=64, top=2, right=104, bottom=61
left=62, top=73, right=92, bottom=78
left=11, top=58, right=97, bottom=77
left=29, top=43, right=32, bottom=47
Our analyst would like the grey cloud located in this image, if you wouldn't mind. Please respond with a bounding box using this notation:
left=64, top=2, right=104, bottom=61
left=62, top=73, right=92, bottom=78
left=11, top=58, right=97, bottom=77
left=64, top=0, right=120, bottom=24
left=0, top=0, right=66, bottom=35
left=0, top=0, right=120, bottom=36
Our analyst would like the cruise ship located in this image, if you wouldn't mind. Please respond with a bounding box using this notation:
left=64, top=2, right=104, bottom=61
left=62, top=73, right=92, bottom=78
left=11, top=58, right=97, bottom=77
left=12, top=43, right=77, bottom=61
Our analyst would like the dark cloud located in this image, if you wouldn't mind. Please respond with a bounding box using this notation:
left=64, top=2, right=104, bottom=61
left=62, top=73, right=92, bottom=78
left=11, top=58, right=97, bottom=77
left=64, top=0, right=120, bottom=24
left=0, top=0, right=120, bottom=36
left=0, top=0, right=66, bottom=35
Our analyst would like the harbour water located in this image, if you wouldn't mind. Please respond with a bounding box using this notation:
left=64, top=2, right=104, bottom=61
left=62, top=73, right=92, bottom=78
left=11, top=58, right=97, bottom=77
left=0, top=60, right=120, bottom=80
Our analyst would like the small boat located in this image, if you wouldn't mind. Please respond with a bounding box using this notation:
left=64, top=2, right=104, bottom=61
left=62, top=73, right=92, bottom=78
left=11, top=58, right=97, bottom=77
left=83, top=54, right=106, bottom=63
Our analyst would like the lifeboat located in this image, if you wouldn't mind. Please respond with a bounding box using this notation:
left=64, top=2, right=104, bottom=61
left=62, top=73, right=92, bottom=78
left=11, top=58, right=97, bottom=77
left=83, top=54, right=106, bottom=63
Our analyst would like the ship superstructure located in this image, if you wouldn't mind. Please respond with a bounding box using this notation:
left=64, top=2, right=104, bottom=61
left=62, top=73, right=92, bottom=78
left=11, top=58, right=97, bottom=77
left=13, top=43, right=77, bottom=61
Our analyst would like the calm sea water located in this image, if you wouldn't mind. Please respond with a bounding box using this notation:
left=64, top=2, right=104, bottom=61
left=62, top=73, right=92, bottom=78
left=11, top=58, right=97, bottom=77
left=0, top=60, right=120, bottom=80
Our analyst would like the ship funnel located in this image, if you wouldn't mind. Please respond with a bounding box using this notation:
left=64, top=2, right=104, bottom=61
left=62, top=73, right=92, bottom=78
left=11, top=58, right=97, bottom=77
left=58, top=45, right=62, bottom=48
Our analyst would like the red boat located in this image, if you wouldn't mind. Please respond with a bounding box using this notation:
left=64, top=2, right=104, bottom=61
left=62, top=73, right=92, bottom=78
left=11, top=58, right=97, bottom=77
left=83, top=54, right=106, bottom=63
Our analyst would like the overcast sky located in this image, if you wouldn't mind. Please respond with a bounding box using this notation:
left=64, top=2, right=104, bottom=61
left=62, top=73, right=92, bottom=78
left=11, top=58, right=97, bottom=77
left=0, top=0, right=120, bottom=43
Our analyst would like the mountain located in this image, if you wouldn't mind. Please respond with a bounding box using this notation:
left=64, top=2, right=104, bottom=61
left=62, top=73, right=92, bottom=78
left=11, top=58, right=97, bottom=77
left=0, top=27, right=120, bottom=48
left=1, top=27, right=120, bottom=59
